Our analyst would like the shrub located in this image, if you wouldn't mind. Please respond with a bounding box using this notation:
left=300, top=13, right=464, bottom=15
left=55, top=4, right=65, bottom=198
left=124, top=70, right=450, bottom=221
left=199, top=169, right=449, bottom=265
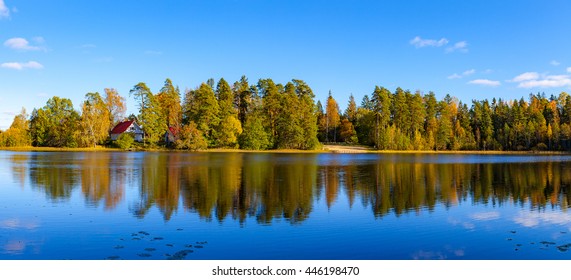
left=115, top=133, right=134, bottom=150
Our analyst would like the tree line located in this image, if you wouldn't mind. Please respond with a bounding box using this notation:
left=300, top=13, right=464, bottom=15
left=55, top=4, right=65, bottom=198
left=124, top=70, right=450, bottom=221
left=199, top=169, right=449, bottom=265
left=1, top=76, right=570, bottom=151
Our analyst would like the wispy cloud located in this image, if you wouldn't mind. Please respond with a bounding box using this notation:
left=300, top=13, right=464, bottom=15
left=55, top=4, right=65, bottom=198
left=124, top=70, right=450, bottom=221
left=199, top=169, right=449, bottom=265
left=80, top=43, right=96, bottom=49
left=468, top=79, right=501, bottom=87
left=4, top=37, right=46, bottom=51
left=568, top=67, right=571, bottom=73
left=511, top=72, right=539, bottom=82
left=410, top=36, right=448, bottom=48
left=470, top=211, right=500, bottom=221
left=551, top=60, right=561, bottom=66
left=144, top=50, right=163, bottom=55
left=1, top=61, right=44, bottom=70
left=448, top=69, right=475, bottom=79
left=463, top=69, right=476, bottom=76
left=410, top=36, right=468, bottom=53
left=510, top=71, right=571, bottom=88
left=0, top=0, right=10, bottom=19
left=446, top=41, right=468, bottom=53
left=514, top=211, right=571, bottom=229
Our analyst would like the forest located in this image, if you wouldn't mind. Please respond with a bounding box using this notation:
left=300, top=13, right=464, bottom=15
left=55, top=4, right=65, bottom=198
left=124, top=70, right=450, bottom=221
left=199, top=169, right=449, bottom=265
left=1, top=76, right=570, bottom=152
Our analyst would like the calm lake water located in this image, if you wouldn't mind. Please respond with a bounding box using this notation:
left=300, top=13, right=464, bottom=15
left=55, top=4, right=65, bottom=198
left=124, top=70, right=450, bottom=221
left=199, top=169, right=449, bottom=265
left=2, top=151, right=571, bottom=260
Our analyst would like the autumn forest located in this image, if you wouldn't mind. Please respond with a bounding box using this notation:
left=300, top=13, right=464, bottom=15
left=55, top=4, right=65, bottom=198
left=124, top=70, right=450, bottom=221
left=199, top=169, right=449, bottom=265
left=1, top=76, right=571, bottom=152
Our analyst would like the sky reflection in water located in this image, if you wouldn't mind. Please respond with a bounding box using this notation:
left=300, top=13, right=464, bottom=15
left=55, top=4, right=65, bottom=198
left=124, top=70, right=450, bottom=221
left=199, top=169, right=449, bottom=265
left=1, top=151, right=571, bottom=259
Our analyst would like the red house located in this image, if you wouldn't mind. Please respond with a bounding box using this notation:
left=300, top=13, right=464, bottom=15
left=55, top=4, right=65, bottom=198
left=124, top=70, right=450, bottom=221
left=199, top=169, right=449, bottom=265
left=110, top=120, right=144, bottom=142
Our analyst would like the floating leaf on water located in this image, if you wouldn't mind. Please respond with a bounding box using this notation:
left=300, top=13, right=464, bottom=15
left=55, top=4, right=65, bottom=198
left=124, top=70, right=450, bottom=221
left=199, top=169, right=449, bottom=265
left=507, top=238, right=513, bottom=241
left=144, top=248, right=156, bottom=252
left=138, top=253, right=152, bottom=258
left=138, top=231, right=150, bottom=236
left=114, top=245, right=124, bottom=249
left=176, top=228, right=183, bottom=231
left=131, top=233, right=138, bottom=236
left=510, top=231, right=516, bottom=234
left=540, top=241, right=556, bottom=245
left=185, top=244, right=193, bottom=248
left=152, top=237, right=164, bottom=241
left=557, top=246, right=569, bottom=252
left=167, top=250, right=194, bottom=260
left=194, top=245, right=204, bottom=249
left=516, top=244, right=522, bottom=247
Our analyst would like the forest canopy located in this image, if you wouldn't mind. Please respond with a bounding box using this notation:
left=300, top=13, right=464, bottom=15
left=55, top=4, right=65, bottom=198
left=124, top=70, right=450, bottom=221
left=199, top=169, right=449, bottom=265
left=1, top=76, right=570, bottom=152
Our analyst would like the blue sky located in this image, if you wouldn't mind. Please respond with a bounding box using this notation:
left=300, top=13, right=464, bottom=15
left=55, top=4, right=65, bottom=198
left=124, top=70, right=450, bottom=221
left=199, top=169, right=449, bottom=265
left=1, top=0, right=571, bottom=130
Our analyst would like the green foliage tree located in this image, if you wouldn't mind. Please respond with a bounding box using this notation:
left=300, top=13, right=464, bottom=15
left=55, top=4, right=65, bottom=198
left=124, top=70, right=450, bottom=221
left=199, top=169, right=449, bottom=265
left=30, top=96, right=80, bottom=147
left=214, top=78, right=242, bottom=147
left=345, top=94, right=358, bottom=123
left=239, top=113, right=271, bottom=150
left=115, top=133, right=134, bottom=150
left=183, top=83, right=220, bottom=146
left=130, top=82, right=166, bottom=146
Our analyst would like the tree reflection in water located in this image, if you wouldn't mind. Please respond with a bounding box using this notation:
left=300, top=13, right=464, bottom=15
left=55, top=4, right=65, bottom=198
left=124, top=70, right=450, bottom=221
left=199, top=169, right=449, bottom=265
left=16, top=152, right=571, bottom=222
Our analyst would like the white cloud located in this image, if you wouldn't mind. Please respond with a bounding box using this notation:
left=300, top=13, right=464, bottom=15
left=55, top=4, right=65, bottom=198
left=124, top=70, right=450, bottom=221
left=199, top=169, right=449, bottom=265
left=410, top=36, right=449, bottom=48
left=468, top=79, right=501, bottom=87
left=510, top=71, right=571, bottom=88
left=511, top=72, right=540, bottom=82
left=470, top=211, right=500, bottom=221
left=0, top=0, right=10, bottom=19
left=448, top=69, right=476, bottom=79
left=551, top=60, right=561, bottom=66
left=447, top=73, right=462, bottom=79
left=514, top=211, right=571, bottom=229
left=4, top=37, right=45, bottom=51
left=1, top=61, right=44, bottom=70
left=517, top=75, right=571, bottom=88
left=446, top=41, right=468, bottom=53
left=463, top=69, right=476, bottom=76
left=567, top=67, right=571, bottom=73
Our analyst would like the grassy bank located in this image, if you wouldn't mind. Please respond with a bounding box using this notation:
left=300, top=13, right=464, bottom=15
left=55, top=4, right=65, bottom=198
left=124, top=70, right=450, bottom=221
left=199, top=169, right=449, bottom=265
left=1, top=145, right=570, bottom=155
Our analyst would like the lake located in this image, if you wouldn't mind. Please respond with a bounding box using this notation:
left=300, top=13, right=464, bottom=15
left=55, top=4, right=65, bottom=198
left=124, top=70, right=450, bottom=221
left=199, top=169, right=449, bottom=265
left=1, top=151, right=571, bottom=260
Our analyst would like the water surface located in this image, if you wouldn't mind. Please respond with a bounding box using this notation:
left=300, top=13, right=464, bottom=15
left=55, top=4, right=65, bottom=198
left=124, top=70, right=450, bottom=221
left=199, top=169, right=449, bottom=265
left=1, top=151, right=571, bottom=260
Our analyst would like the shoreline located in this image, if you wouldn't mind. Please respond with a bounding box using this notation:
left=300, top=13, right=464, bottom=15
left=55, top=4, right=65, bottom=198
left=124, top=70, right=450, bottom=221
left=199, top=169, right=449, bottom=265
left=1, top=145, right=570, bottom=155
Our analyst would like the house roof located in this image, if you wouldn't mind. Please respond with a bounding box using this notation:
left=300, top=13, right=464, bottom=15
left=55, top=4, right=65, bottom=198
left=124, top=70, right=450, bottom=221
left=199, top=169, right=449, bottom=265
left=110, top=120, right=135, bottom=134
left=168, top=127, right=178, bottom=136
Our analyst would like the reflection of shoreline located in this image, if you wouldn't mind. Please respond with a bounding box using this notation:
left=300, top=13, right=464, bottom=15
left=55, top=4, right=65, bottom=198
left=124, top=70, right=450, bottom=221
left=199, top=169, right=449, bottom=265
left=9, top=152, right=571, bottom=223
left=3, top=146, right=571, bottom=155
